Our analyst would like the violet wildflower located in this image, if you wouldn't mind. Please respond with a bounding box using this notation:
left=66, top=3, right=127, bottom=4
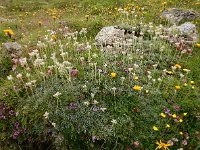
left=9, top=109, right=15, bottom=116
left=68, top=103, right=78, bottom=110
left=13, top=130, right=20, bottom=139
left=14, top=121, right=20, bottom=129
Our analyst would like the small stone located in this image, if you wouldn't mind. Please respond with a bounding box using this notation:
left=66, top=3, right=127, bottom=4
left=0, top=17, right=16, bottom=23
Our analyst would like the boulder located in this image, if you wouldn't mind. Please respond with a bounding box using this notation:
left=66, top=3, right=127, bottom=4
left=162, top=8, right=199, bottom=24
left=176, top=22, right=198, bottom=41
left=3, top=42, right=22, bottom=55
left=162, top=22, right=198, bottom=53
left=95, top=26, right=125, bottom=46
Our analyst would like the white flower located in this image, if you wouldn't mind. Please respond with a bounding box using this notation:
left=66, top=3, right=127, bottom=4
left=157, top=78, right=162, bottom=82
left=33, top=58, right=45, bottom=66
left=93, top=100, right=99, bottom=105
left=52, top=122, right=56, bottom=128
left=152, top=64, right=158, bottom=69
left=53, top=92, right=61, bottom=98
left=31, top=80, right=37, bottom=85
left=147, top=71, right=151, bottom=74
left=43, top=111, right=49, bottom=119
left=100, top=108, right=107, bottom=112
left=16, top=73, right=22, bottom=79
left=111, top=119, right=117, bottom=124
left=111, top=87, right=116, bottom=91
left=7, top=75, right=13, bottom=81
left=147, top=75, right=152, bottom=79
left=120, top=77, right=125, bottom=81
left=19, top=57, right=27, bottom=66
left=83, top=101, right=90, bottom=106
left=180, top=73, right=184, bottom=78
left=171, top=66, right=177, bottom=71
left=103, top=64, right=107, bottom=67
left=133, top=64, right=139, bottom=68
left=128, top=68, right=133, bottom=72
left=91, top=93, right=95, bottom=99
left=25, top=82, right=32, bottom=87
left=26, top=73, right=30, bottom=78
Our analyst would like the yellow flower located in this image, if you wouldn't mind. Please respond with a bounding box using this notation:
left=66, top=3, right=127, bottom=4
left=85, top=15, right=89, bottom=20
left=175, top=86, right=181, bottom=90
left=179, top=131, right=183, bottom=135
left=190, top=81, right=195, bottom=84
left=52, top=16, right=57, bottom=20
left=166, top=71, right=173, bottom=75
left=192, top=86, right=195, bottom=89
left=162, top=2, right=167, bottom=5
left=51, top=35, right=57, bottom=41
left=183, top=113, right=187, bottom=116
left=134, top=76, right=139, bottom=80
left=145, top=90, right=149, bottom=94
left=133, top=85, right=142, bottom=91
left=166, top=124, right=170, bottom=128
left=183, top=69, right=190, bottom=72
left=3, top=29, right=14, bottom=37
left=175, top=64, right=181, bottom=69
left=155, top=140, right=171, bottom=150
left=172, top=114, right=177, bottom=118
left=196, top=43, right=200, bottom=48
left=111, top=72, right=117, bottom=78
left=160, top=113, right=166, bottom=118
left=183, top=83, right=187, bottom=86
left=153, top=126, right=159, bottom=131
left=179, top=119, right=183, bottom=122
left=38, top=21, right=42, bottom=26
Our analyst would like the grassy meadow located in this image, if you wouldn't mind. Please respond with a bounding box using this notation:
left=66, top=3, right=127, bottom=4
left=0, top=0, right=200, bottom=149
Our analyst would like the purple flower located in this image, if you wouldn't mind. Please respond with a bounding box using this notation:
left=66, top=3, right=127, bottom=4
left=123, top=69, right=129, bottom=74
left=9, top=109, right=15, bottom=116
left=14, top=122, right=20, bottom=129
left=164, top=106, right=170, bottom=114
left=0, top=114, right=5, bottom=120
left=68, top=103, right=77, bottom=110
left=92, top=106, right=100, bottom=112
left=13, top=130, right=20, bottom=139
left=92, top=136, right=97, bottom=142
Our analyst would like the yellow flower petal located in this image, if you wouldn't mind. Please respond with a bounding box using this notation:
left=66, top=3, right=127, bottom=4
left=172, top=114, right=177, bottom=118
left=133, top=85, right=142, bottom=91
left=160, top=113, right=166, bottom=118
left=111, top=72, right=117, bottom=78
left=153, top=126, right=159, bottom=131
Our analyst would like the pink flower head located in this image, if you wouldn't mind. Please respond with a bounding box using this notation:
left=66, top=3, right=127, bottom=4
left=70, top=68, right=78, bottom=77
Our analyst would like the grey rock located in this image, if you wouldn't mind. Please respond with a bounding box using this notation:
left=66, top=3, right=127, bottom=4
left=162, top=22, right=198, bottom=53
left=0, top=17, right=16, bottom=23
left=3, top=42, right=22, bottom=55
left=177, top=22, right=198, bottom=39
left=95, top=26, right=125, bottom=46
left=162, top=8, right=199, bottom=24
